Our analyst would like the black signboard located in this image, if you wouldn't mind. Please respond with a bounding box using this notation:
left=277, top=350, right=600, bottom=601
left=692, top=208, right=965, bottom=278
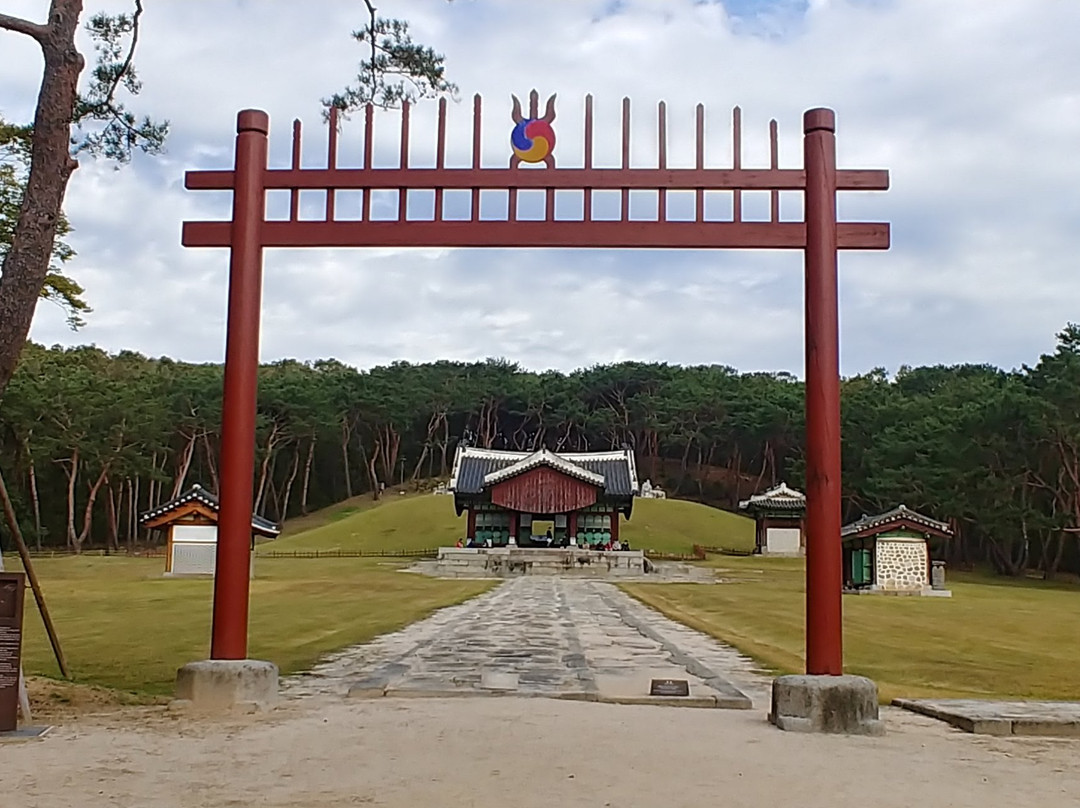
left=650, top=678, right=690, bottom=697
left=0, top=572, right=26, bottom=732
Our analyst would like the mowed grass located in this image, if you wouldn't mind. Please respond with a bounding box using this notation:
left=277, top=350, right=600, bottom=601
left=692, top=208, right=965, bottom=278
left=270, top=493, right=755, bottom=556
left=12, top=554, right=491, bottom=695
left=623, top=557, right=1080, bottom=702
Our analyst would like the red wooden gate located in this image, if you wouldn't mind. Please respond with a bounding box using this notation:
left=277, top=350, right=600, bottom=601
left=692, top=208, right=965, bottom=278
left=183, top=92, right=889, bottom=675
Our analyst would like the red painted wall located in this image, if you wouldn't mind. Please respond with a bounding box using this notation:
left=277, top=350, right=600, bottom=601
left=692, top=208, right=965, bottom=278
left=490, top=466, right=599, bottom=513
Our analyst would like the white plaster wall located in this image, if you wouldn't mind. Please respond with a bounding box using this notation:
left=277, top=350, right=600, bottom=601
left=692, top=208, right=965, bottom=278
left=766, top=527, right=801, bottom=554
left=173, top=524, right=218, bottom=543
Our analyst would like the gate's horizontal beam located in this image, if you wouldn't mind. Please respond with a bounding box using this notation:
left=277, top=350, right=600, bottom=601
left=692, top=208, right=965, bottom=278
left=182, top=220, right=889, bottom=250
left=185, top=167, right=889, bottom=193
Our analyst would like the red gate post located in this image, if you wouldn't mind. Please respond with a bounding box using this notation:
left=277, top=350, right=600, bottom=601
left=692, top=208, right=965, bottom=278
left=175, top=110, right=279, bottom=713
left=211, top=110, right=269, bottom=660
left=802, top=108, right=844, bottom=676
left=769, top=108, right=882, bottom=735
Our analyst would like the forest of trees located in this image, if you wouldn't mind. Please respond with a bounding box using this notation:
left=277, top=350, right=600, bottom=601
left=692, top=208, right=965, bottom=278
left=1, top=325, right=1079, bottom=579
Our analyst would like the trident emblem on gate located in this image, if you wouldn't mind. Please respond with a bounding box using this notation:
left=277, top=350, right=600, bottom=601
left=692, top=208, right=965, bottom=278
left=511, top=90, right=557, bottom=168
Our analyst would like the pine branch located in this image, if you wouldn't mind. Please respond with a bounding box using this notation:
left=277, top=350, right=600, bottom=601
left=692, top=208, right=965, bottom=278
left=0, top=12, right=48, bottom=42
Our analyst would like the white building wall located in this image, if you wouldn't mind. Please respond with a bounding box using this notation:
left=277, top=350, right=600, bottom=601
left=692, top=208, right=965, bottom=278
left=170, top=524, right=218, bottom=575
left=766, top=526, right=802, bottom=555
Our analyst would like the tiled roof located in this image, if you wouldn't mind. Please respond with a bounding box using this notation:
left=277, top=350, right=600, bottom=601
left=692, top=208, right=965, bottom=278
left=449, top=446, right=638, bottom=497
left=841, top=504, right=953, bottom=539
left=139, top=484, right=280, bottom=537
left=483, top=449, right=606, bottom=488
left=739, top=482, right=806, bottom=512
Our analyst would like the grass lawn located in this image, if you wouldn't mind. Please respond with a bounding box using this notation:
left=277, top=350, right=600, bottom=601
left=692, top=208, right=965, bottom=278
left=11, top=554, right=492, bottom=696
left=623, top=557, right=1080, bottom=702
left=270, top=493, right=755, bottom=556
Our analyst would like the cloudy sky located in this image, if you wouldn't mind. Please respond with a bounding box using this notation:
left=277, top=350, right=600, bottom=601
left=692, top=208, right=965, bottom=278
left=3, top=0, right=1079, bottom=376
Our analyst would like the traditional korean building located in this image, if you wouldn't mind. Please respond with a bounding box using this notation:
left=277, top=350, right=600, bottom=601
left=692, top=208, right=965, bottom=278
left=139, top=484, right=280, bottom=576
left=738, top=482, right=806, bottom=555
left=841, top=505, right=953, bottom=594
left=448, top=446, right=638, bottom=547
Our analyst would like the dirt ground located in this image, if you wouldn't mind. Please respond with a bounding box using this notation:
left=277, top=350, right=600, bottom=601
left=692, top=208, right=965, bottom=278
left=2, top=695, right=1078, bottom=808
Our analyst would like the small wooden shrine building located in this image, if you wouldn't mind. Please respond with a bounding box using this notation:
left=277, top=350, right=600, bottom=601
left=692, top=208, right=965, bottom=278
left=841, top=505, right=953, bottom=594
left=448, top=446, right=638, bottom=547
left=139, top=484, right=280, bottom=576
left=739, top=482, right=806, bottom=556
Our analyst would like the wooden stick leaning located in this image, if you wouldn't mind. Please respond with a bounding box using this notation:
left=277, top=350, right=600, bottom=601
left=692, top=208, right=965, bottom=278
left=0, top=467, right=69, bottom=679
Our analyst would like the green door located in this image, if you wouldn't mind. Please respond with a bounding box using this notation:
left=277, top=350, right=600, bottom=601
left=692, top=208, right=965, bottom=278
left=851, top=549, right=872, bottom=586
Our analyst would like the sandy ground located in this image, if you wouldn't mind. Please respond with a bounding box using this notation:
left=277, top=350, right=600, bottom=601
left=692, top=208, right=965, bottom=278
left=2, top=696, right=1078, bottom=808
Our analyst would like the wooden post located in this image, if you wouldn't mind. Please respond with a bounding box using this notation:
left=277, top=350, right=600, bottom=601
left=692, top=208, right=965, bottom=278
left=466, top=509, right=477, bottom=542
left=802, top=108, right=843, bottom=676
left=212, top=110, right=269, bottom=661
left=0, top=467, right=69, bottom=679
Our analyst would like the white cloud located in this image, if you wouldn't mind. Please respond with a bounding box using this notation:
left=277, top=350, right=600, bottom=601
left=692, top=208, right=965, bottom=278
left=7, top=0, right=1080, bottom=376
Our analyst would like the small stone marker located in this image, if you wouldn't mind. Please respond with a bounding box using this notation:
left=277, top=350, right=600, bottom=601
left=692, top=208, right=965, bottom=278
left=650, top=678, right=690, bottom=697
left=0, top=573, right=26, bottom=733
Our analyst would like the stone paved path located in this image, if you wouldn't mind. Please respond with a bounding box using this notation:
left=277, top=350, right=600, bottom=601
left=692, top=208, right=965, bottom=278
left=895, top=699, right=1080, bottom=736
left=284, top=578, right=771, bottom=708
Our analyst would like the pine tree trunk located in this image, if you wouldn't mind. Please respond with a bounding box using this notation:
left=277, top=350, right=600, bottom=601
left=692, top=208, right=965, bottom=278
left=28, top=455, right=42, bottom=551
left=171, top=431, right=197, bottom=497
left=75, top=465, right=109, bottom=552
left=105, top=481, right=119, bottom=553
left=280, top=447, right=301, bottom=522
left=0, top=1, right=87, bottom=396
left=341, top=420, right=353, bottom=498
left=300, top=436, right=315, bottom=515
left=64, top=446, right=79, bottom=550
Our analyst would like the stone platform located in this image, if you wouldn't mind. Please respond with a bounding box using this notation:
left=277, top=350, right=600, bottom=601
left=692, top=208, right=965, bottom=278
left=284, top=578, right=767, bottom=709
left=425, top=546, right=649, bottom=578
left=894, top=699, right=1080, bottom=736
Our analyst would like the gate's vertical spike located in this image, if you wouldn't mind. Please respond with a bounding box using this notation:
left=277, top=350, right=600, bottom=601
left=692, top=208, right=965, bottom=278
left=621, top=97, right=631, bottom=222
left=770, top=118, right=780, bottom=223
left=658, top=101, right=667, bottom=222
left=472, top=94, right=482, bottom=221
left=529, top=89, right=539, bottom=119
left=290, top=119, right=302, bottom=222
left=435, top=97, right=447, bottom=221
left=399, top=100, right=410, bottom=221
left=363, top=104, right=374, bottom=221
left=326, top=106, right=338, bottom=222
left=509, top=92, right=518, bottom=220
left=733, top=105, right=742, bottom=222
left=695, top=104, right=705, bottom=223
left=584, top=94, right=594, bottom=221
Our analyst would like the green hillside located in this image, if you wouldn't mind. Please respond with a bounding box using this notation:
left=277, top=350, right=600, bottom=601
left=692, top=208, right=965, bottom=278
left=623, top=497, right=754, bottom=554
left=269, top=494, right=754, bottom=555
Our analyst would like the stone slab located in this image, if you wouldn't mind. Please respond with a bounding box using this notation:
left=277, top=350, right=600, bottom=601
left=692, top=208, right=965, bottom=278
left=894, top=699, right=1080, bottom=737
left=0, top=725, right=52, bottom=743
left=175, top=659, right=279, bottom=712
left=770, top=675, right=884, bottom=735
left=480, top=670, right=520, bottom=691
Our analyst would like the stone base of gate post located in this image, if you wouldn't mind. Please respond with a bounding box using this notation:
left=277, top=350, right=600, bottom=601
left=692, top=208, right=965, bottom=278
left=769, top=674, right=884, bottom=735
left=174, top=659, right=279, bottom=713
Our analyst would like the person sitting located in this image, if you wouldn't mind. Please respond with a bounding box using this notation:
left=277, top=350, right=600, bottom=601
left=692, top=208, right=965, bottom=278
left=455, top=538, right=464, bottom=548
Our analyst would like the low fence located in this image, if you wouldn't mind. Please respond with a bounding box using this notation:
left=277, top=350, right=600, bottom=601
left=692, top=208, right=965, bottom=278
left=694, top=544, right=755, bottom=557
left=24, top=548, right=165, bottom=558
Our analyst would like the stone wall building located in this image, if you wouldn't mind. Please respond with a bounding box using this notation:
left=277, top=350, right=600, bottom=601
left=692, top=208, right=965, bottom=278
left=841, top=505, right=953, bottom=595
